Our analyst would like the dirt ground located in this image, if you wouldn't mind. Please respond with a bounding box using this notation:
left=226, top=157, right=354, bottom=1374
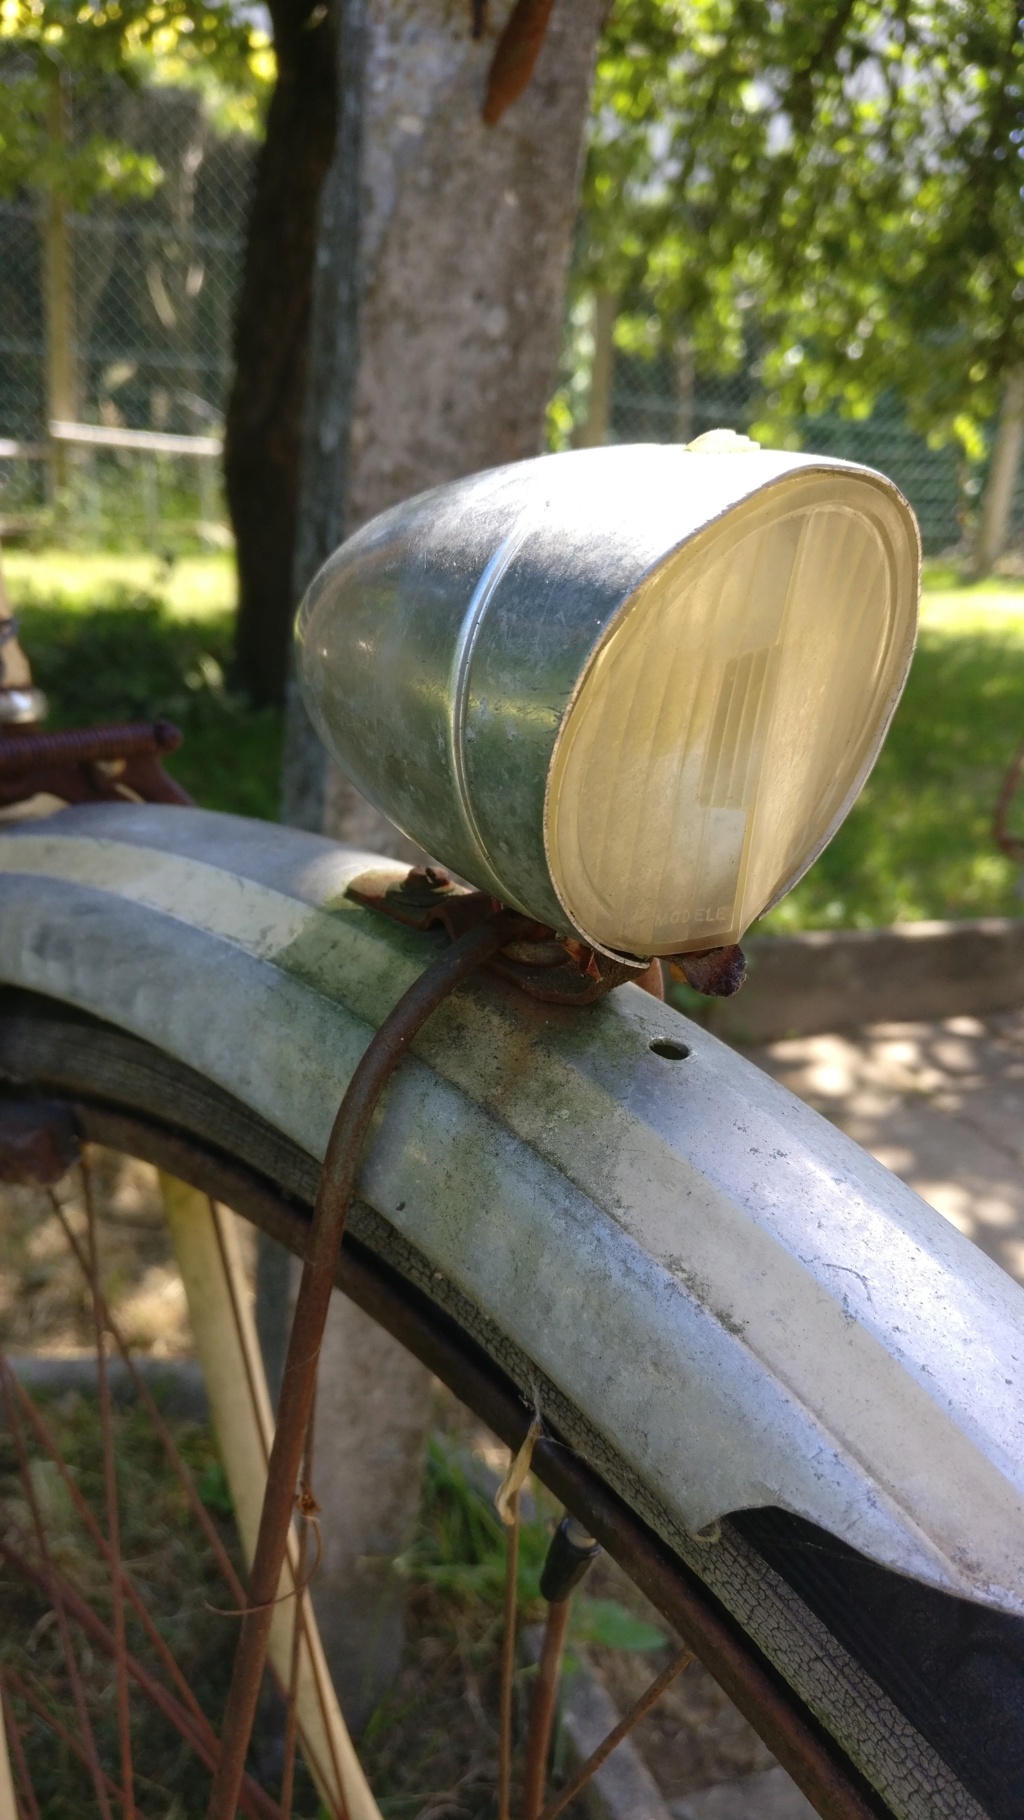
left=745, top=1008, right=1024, bottom=1289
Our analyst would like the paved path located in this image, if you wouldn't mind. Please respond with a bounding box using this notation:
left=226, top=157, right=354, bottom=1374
left=657, top=1010, right=1024, bottom=1819
left=744, top=1008, right=1024, bottom=1286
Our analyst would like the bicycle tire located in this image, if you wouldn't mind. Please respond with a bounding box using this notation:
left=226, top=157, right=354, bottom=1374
left=1, top=802, right=1023, bottom=1820
left=1, top=987, right=1022, bottom=1820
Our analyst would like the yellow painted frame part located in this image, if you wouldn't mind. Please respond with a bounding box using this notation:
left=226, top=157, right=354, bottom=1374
left=159, top=1173, right=382, bottom=1820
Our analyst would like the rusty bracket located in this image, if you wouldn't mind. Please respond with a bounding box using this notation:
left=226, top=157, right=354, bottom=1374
left=668, top=944, right=747, bottom=998
left=347, top=864, right=650, bottom=1006
left=347, top=864, right=746, bottom=1004
left=0, top=719, right=193, bottom=811
left=0, top=1099, right=80, bottom=1186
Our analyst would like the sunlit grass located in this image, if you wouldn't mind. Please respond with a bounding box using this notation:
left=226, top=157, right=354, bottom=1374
left=757, top=590, right=1024, bottom=933
left=2, top=549, right=236, bottom=621
left=3, top=554, right=280, bottom=820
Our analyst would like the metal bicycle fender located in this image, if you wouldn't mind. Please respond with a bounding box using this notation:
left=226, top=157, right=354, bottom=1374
left=0, top=802, right=1022, bottom=1629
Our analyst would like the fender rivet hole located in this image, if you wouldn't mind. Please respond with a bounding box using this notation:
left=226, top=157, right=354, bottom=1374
left=650, top=1038, right=691, bottom=1061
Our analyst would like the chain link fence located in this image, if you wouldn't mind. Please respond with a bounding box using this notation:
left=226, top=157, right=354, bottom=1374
left=0, top=72, right=254, bottom=548
left=1, top=77, right=1019, bottom=562
left=608, top=351, right=1004, bottom=559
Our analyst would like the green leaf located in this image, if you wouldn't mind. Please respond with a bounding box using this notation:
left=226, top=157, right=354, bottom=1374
left=574, top=1598, right=667, bottom=1653
left=197, top=1459, right=233, bottom=1518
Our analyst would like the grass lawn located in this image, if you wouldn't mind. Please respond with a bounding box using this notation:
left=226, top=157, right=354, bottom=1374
left=2, top=551, right=280, bottom=820
left=757, top=567, right=1024, bottom=932
left=3, top=549, right=1023, bottom=930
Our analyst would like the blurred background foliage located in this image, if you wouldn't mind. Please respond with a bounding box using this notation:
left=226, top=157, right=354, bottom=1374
left=2, top=0, right=1023, bottom=552
left=0, top=0, right=269, bottom=208
left=1, top=0, right=1023, bottom=929
left=575, top=0, right=1024, bottom=457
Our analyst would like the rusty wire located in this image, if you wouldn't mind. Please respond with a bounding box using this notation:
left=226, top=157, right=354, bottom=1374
left=520, top=1596, right=571, bottom=1820
left=208, top=906, right=528, bottom=1819
left=0, top=1370, right=115, bottom=1820
left=280, top=1394, right=317, bottom=1819
left=82, top=1151, right=135, bottom=1819
left=497, top=1487, right=521, bottom=1820
left=1, top=1670, right=42, bottom=1820
left=0, top=1531, right=282, bottom=1820
left=204, top=1196, right=347, bottom=1809
left=535, top=1646, right=697, bottom=1820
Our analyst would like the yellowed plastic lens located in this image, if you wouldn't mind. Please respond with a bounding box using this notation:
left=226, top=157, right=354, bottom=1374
left=545, top=471, right=918, bottom=958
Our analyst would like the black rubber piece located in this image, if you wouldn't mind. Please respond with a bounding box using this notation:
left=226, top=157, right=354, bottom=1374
left=734, top=1508, right=1024, bottom=1820
left=539, top=1515, right=602, bottom=1603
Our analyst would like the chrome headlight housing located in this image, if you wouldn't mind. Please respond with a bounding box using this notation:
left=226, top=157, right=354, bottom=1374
left=296, top=443, right=919, bottom=962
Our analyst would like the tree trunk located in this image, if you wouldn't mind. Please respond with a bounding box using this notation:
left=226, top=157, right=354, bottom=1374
left=574, top=290, right=617, bottom=448
left=972, top=366, right=1024, bottom=580
left=283, top=0, right=605, bottom=826
left=269, top=0, right=604, bottom=1731
left=224, top=0, right=338, bottom=706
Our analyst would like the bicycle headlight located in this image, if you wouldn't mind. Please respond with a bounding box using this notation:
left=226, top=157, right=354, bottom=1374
left=296, top=442, right=919, bottom=962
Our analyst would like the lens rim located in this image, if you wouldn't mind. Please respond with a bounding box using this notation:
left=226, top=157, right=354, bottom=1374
left=543, top=465, right=921, bottom=961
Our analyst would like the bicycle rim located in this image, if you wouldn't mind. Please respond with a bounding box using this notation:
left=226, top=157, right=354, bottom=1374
left=3, top=988, right=1022, bottom=1819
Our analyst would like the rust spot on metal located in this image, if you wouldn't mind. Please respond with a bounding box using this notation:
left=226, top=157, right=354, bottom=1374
left=636, top=958, right=666, bottom=1000
left=669, top=944, right=747, bottom=998
left=347, top=866, right=640, bottom=1006
left=0, top=719, right=192, bottom=810
left=0, top=1100, right=80, bottom=1185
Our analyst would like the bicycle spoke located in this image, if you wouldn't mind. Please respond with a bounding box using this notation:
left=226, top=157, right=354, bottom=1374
left=0, top=1359, right=219, bottom=1754
left=1, top=1175, right=288, bottom=1820
left=1, top=1670, right=42, bottom=1820
left=535, top=1646, right=696, bottom=1820
left=81, top=1153, right=135, bottom=1818
left=520, top=1597, right=571, bottom=1820
left=496, top=1487, right=520, bottom=1820
left=0, top=1532, right=282, bottom=1820
left=3, top=1664, right=125, bottom=1811
left=48, top=1193, right=249, bottom=1609
left=0, top=1372, right=115, bottom=1820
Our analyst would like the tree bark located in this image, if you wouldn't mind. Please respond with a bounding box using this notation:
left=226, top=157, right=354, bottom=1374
left=269, top=0, right=605, bottom=1730
left=282, top=0, right=605, bottom=828
left=225, top=0, right=338, bottom=706
left=972, top=367, right=1024, bottom=580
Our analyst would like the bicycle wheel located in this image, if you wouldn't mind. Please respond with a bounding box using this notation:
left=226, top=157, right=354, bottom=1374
left=1, top=801, right=1023, bottom=1820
